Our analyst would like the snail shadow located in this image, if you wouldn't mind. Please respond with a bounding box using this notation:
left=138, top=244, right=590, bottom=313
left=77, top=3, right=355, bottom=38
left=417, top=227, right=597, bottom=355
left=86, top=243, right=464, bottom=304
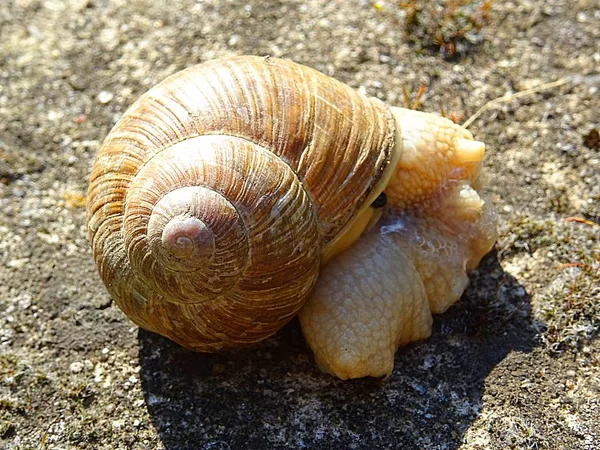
left=139, top=250, right=536, bottom=450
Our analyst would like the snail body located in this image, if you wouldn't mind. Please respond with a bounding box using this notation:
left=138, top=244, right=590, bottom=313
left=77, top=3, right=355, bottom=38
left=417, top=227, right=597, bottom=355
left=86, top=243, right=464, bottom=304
left=87, top=56, right=497, bottom=378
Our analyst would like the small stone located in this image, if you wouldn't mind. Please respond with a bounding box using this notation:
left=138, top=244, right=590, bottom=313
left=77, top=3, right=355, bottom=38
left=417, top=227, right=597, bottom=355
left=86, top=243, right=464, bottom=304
left=96, top=91, right=114, bottom=104
left=513, top=286, right=526, bottom=297
left=70, top=361, right=85, bottom=373
left=93, top=296, right=112, bottom=310
left=72, top=114, right=87, bottom=124
left=228, top=34, right=240, bottom=46
left=412, top=383, right=426, bottom=395
left=18, top=294, right=32, bottom=309
left=8, top=258, right=29, bottom=269
left=146, top=394, right=163, bottom=406
left=47, top=110, right=62, bottom=121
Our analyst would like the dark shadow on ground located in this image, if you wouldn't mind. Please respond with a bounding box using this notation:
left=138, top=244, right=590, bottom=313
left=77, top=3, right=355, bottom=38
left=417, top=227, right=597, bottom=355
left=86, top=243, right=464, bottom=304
left=139, top=250, right=537, bottom=450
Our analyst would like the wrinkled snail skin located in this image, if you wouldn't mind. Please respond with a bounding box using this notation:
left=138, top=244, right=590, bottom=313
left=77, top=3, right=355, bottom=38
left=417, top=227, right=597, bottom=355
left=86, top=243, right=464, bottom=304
left=299, top=186, right=497, bottom=379
left=87, top=55, right=497, bottom=376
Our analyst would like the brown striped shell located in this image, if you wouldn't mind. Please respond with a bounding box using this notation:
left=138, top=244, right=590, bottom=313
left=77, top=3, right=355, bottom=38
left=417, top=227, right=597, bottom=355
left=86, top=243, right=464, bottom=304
left=86, top=55, right=396, bottom=351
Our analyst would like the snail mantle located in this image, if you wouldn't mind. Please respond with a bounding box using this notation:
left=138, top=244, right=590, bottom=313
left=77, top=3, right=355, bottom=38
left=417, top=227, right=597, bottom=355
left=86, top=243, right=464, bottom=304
left=87, top=55, right=497, bottom=380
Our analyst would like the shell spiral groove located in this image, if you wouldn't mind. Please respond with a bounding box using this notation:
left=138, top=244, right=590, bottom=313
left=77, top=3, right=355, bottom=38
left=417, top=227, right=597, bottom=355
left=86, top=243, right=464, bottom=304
left=87, top=56, right=396, bottom=350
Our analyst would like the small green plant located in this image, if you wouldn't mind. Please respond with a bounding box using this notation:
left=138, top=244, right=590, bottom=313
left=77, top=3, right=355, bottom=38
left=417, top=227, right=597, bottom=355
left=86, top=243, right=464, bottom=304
left=539, top=218, right=600, bottom=353
left=500, top=215, right=599, bottom=353
left=376, top=0, right=493, bottom=58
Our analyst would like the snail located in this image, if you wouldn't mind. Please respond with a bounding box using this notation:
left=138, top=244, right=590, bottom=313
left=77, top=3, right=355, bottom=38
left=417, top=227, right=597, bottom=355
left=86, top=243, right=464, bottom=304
left=87, top=55, right=497, bottom=379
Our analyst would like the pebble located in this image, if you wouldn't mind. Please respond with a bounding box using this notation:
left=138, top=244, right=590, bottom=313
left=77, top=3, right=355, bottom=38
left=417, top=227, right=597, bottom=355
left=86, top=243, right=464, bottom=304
left=412, top=383, right=427, bottom=395
left=93, top=296, right=112, bottom=310
left=8, top=258, right=29, bottom=269
left=96, top=91, right=114, bottom=104
left=18, top=294, right=32, bottom=309
left=70, top=361, right=85, bottom=373
left=228, top=34, right=240, bottom=46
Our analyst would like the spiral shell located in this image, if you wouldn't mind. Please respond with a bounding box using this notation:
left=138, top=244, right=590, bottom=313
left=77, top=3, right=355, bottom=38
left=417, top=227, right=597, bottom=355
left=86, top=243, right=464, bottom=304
left=87, top=56, right=397, bottom=350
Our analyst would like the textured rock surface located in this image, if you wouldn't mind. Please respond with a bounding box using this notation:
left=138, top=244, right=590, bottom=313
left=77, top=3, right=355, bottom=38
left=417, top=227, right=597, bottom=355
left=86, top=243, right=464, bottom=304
left=0, top=0, right=599, bottom=449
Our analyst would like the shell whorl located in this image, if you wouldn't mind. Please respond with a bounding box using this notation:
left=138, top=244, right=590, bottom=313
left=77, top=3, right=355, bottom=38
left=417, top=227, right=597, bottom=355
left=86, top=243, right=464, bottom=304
left=87, top=56, right=396, bottom=350
left=123, top=135, right=320, bottom=307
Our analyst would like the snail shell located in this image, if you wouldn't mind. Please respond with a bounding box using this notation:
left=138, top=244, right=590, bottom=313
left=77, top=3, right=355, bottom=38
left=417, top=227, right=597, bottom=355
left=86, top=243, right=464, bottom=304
left=87, top=56, right=398, bottom=351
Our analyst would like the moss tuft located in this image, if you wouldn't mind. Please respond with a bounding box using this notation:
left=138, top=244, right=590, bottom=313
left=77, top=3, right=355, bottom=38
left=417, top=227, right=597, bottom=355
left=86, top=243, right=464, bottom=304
left=394, top=0, right=494, bottom=58
left=503, top=216, right=599, bottom=353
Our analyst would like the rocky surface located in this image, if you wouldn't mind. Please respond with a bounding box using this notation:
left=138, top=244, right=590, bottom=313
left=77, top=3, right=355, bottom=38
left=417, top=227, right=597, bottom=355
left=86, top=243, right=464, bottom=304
left=0, top=0, right=598, bottom=449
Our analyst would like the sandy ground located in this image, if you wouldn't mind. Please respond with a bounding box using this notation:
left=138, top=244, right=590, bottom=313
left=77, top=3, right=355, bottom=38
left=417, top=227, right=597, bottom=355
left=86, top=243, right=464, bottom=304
left=1, top=0, right=599, bottom=449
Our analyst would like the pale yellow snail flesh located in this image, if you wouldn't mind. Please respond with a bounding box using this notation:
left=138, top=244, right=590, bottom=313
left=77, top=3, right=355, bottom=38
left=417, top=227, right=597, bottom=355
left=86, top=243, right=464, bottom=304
left=86, top=56, right=497, bottom=380
left=300, top=108, right=497, bottom=379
